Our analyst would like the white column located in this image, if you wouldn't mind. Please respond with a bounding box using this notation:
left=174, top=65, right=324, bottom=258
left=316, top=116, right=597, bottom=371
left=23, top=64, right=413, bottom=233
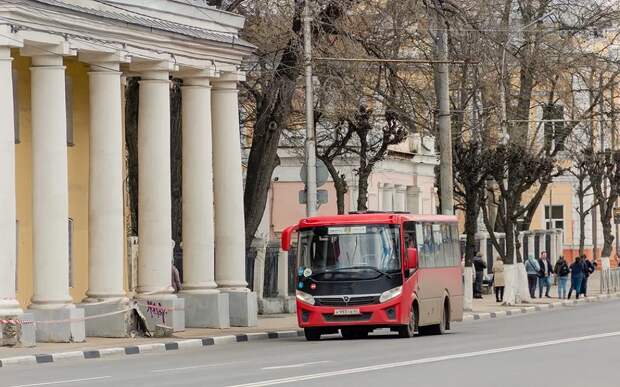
left=526, top=232, right=535, bottom=259
left=381, top=183, right=394, bottom=211
left=29, top=55, right=72, bottom=309
left=406, top=186, right=420, bottom=214
left=0, top=47, right=21, bottom=316
left=181, top=77, right=218, bottom=293
left=136, top=70, right=175, bottom=298
left=395, top=185, right=406, bottom=212
left=85, top=63, right=125, bottom=301
left=212, top=76, right=248, bottom=290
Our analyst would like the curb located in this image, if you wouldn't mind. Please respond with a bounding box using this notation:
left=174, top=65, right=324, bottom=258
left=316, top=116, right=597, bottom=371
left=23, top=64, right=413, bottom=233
left=2, top=293, right=619, bottom=369
left=0, top=330, right=303, bottom=368
left=462, top=293, right=620, bottom=322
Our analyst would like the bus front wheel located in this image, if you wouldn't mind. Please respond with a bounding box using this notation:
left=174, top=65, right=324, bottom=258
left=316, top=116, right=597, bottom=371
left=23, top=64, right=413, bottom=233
left=398, top=304, right=418, bottom=338
left=304, top=328, right=322, bottom=341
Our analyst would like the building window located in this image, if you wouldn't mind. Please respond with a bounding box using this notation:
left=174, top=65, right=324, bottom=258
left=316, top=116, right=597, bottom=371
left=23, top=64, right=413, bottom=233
left=545, top=205, right=564, bottom=229
left=66, top=75, right=74, bottom=146
left=543, top=104, right=565, bottom=151
left=68, top=217, right=74, bottom=287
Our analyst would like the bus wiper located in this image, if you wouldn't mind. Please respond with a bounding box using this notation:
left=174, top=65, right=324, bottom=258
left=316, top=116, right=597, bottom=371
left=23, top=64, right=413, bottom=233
left=332, top=266, right=393, bottom=278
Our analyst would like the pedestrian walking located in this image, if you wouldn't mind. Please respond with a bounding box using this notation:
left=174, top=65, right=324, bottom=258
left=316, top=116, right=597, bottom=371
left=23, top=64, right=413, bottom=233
left=172, top=259, right=182, bottom=293
left=492, top=257, right=505, bottom=303
left=554, top=256, right=570, bottom=299
left=568, top=256, right=585, bottom=299
left=537, top=251, right=553, bottom=298
left=580, top=256, right=595, bottom=297
left=525, top=255, right=540, bottom=299
left=473, top=252, right=487, bottom=299
left=171, top=240, right=182, bottom=293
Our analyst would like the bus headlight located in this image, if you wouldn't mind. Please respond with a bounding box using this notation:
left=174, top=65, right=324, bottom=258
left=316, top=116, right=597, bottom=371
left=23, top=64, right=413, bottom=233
left=296, top=290, right=315, bottom=305
left=379, top=286, right=402, bottom=303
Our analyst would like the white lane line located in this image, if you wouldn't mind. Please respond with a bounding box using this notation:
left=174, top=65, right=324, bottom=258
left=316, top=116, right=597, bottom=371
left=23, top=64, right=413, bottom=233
left=151, top=362, right=237, bottom=373
left=262, top=361, right=331, bottom=370
left=227, top=330, right=620, bottom=387
left=8, top=376, right=111, bottom=387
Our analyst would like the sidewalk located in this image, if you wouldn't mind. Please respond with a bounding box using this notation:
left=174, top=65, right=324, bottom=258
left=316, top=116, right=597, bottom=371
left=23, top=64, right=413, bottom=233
left=1, top=273, right=614, bottom=363
left=471, top=272, right=605, bottom=314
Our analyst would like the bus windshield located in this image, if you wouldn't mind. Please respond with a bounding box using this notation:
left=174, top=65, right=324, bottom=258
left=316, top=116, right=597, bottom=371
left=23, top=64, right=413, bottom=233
left=298, top=224, right=401, bottom=280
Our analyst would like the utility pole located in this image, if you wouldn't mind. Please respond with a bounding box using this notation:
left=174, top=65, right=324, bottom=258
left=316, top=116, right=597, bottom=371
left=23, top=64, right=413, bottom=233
left=433, top=12, right=454, bottom=216
left=612, top=83, right=619, bottom=259
left=303, top=0, right=317, bottom=217
left=590, top=70, right=598, bottom=261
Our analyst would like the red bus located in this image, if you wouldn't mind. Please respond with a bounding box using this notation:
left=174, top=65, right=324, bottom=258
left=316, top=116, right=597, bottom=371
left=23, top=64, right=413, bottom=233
left=281, top=212, right=463, bottom=341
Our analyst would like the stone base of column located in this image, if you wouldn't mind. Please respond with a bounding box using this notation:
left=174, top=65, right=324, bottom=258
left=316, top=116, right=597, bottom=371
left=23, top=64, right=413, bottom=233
left=78, top=300, right=134, bottom=338
left=222, top=290, right=258, bottom=327
left=0, top=313, right=36, bottom=347
left=27, top=308, right=85, bottom=343
left=180, top=292, right=230, bottom=328
left=258, top=296, right=296, bottom=315
left=135, top=297, right=185, bottom=333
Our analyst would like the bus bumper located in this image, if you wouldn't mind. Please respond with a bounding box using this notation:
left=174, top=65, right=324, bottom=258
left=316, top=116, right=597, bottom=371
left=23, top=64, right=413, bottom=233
left=296, top=298, right=407, bottom=329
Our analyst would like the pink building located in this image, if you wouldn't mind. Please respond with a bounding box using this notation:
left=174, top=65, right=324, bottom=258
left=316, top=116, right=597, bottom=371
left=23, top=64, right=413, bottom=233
left=254, top=134, right=439, bottom=242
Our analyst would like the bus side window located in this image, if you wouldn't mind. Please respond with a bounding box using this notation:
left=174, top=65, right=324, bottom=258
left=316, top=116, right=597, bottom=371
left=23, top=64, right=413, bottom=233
left=432, top=223, right=443, bottom=267
left=450, top=224, right=460, bottom=266
left=403, top=222, right=416, bottom=249
left=442, top=224, right=453, bottom=266
left=423, top=223, right=435, bottom=268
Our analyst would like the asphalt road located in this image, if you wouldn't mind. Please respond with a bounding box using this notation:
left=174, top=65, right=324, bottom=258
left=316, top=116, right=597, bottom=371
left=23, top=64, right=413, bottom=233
left=2, top=299, right=620, bottom=387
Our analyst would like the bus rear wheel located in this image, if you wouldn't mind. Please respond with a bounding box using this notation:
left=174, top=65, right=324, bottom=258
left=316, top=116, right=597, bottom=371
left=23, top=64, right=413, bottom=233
left=304, top=328, right=322, bottom=341
left=398, top=304, right=417, bottom=338
left=421, top=301, right=449, bottom=335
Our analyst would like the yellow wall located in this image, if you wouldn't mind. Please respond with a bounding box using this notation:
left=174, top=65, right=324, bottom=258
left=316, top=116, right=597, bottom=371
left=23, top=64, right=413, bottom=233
left=14, top=51, right=91, bottom=307
left=526, top=181, right=574, bottom=243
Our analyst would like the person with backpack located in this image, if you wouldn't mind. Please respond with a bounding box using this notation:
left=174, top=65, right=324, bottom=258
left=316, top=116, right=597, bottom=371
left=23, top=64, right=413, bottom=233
left=525, top=255, right=541, bottom=299
left=568, top=256, right=585, bottom=299
left=580, top=256, right=596, bottom=297
left=472, top=252, right=487, bottom=299
left=554, top=256, right=570, bottom=299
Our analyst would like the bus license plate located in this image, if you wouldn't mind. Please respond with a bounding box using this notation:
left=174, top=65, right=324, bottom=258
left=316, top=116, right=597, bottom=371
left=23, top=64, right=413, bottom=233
left=334, top=308, right=360, bottom=316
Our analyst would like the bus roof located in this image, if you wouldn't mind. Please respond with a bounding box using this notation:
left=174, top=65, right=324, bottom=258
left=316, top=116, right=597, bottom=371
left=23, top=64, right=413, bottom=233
left=297, top=213, right=458, bottom=228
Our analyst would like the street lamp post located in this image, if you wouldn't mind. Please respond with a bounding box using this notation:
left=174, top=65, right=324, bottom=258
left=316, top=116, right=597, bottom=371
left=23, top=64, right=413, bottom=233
left=303, top=0, right=317, bottom=217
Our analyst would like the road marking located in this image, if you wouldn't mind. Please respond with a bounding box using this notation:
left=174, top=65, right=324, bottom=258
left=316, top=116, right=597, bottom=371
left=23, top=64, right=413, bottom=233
left=262, top=361, right=331, bottom=370
left=151, top=362, right=237, bottom=373
left=8, top=376, right=111, bottom=387
left=227, top=330, right=620, bottom=387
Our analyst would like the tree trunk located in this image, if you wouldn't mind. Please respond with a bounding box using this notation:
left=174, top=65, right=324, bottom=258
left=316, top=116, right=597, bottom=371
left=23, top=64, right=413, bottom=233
left=124, top=77, right=139, bottom=236
left=357, top=168, right=371, bottom=212
left=578, top=180, right=586, bottom=256
left=319, top=155, right=347, bottom=214
left=243, top=2, right=304, bottom=250
left=170, top=79, right=183, bottom=253
left=601, top=204, right=615, bottom=258
left=463, top=190, right=479, bottom=267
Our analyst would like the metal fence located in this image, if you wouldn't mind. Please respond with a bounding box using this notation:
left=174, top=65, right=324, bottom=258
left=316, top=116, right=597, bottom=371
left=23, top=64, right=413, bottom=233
left=246, top=243, right=297, bottom=298
left=600, top=268, right=620, bottom=294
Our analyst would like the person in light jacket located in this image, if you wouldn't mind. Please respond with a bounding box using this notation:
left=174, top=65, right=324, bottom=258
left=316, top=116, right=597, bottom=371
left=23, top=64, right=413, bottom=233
left=492, top=258, right=505, bottom=303
left=525, top=255, right=541, bottom=299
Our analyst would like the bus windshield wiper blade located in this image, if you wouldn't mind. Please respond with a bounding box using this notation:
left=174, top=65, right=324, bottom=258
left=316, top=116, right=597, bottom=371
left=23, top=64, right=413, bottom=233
left=332, top=266, right=393, bottom=278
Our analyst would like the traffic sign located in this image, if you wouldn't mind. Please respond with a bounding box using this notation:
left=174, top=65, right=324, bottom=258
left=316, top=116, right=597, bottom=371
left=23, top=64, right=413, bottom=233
left=299, top=189, right=328, bottom=205
left=300, top=160, right=329, bottom=187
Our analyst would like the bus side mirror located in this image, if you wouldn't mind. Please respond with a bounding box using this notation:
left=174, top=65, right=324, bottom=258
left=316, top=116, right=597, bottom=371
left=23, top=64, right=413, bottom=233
left=406, top=248, right=418, bottom=270
left=281, top=225, right=298, bottom=251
